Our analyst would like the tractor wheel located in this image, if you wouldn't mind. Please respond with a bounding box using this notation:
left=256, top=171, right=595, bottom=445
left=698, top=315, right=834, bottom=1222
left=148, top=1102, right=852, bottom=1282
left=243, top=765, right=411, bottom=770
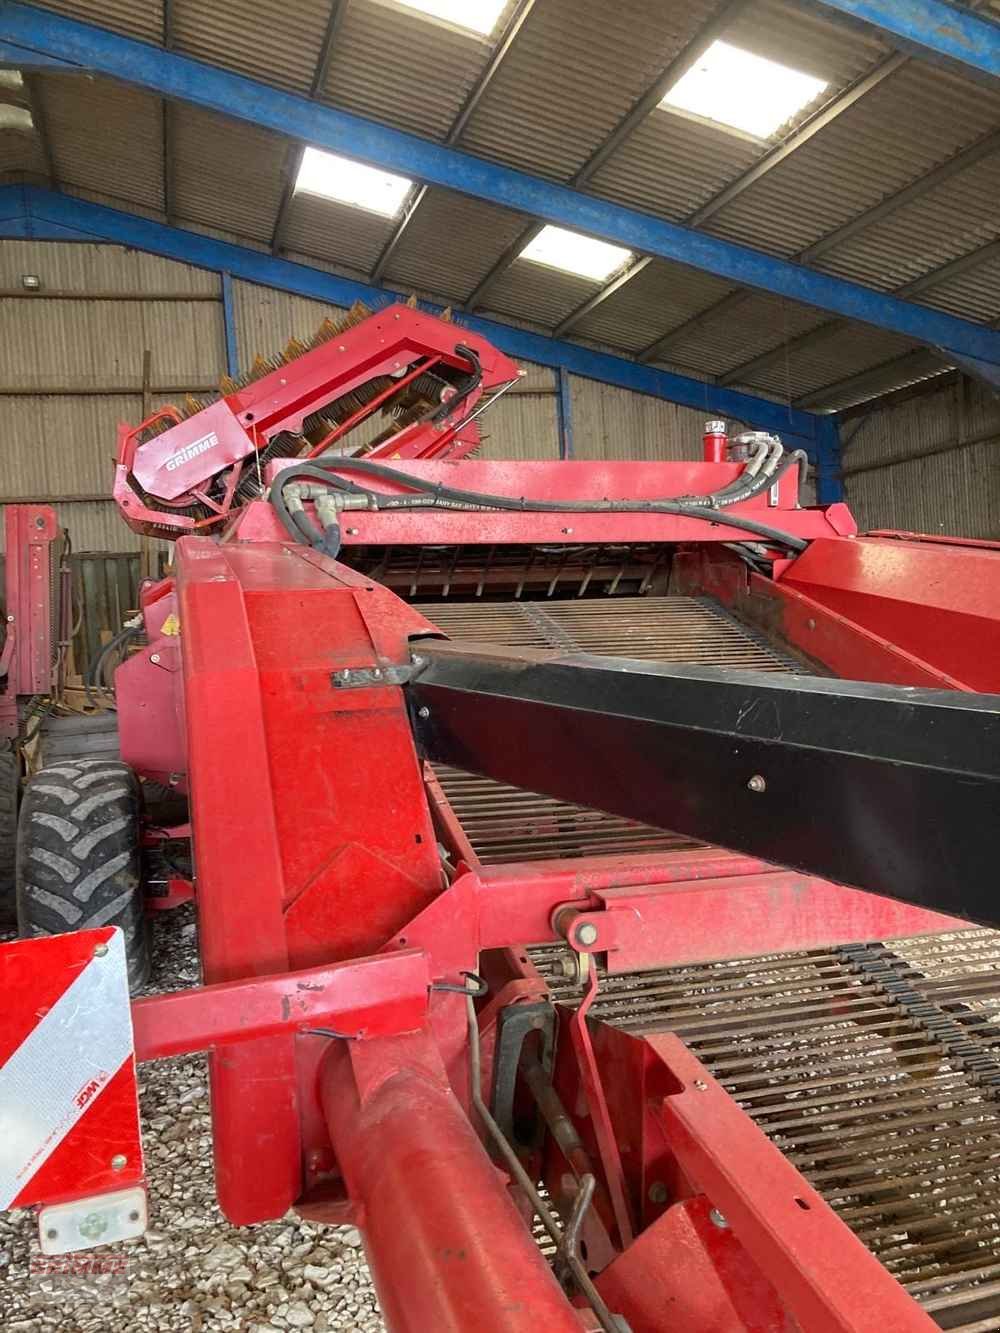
left=0, top=746, right=19, bottom=925
left=16, top=758, right=150, bottom=992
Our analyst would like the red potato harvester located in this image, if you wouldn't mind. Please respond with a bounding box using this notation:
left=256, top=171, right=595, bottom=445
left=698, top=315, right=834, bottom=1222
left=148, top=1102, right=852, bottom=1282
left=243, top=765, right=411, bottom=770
left=3, top=299, right=1000, bottom=1333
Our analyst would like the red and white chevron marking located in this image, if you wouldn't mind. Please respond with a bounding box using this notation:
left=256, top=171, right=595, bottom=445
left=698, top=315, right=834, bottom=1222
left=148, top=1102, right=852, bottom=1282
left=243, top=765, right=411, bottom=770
left=0, top=926, right=142, bottom=1211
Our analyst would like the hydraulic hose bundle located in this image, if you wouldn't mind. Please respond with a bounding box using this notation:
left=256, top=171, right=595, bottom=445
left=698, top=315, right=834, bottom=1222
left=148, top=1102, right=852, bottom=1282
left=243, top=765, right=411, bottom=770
left=270, top=437, right=811, bottom=556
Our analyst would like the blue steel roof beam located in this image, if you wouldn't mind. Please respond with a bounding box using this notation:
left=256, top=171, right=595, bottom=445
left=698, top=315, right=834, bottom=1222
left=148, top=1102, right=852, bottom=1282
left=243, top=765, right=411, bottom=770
left=640, top=121, right=1000, bottom=366
left=463, top=0, right=752, bottom=312
left=813, top=0, right=1000, bottom=81
left=270, top=0, right=350, bottom=255
left=0, top=183, right=824, bottom=447
left=554, top=51, right=908, bottom=338
left=0, top=4, right=998, bottom=367
left=162, top=0, right=174, bottom=223
left=370, top=0, right=538, bottom=285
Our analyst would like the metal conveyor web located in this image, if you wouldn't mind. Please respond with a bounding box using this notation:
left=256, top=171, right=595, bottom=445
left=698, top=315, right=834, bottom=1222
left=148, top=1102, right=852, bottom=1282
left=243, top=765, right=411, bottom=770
left=418, top=595, right=799, bottom=865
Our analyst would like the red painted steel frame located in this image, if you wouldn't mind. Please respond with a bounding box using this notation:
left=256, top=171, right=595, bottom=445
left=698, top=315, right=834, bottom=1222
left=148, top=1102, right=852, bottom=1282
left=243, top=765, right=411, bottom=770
left=780, top=533, right=1000, bottom=691
left=114, top=304, right=521, bottom=538
left=320, top=1032, right=584, bottom=1333
left=1, top=504, right=58, bottom=736
left=671, top=541, right=996, bottom=691
left=647, top=1036, right=939, bottom=1331
left=98, top=488, right=999, bottom=1330
left=227, top=458, right=855, bottom=548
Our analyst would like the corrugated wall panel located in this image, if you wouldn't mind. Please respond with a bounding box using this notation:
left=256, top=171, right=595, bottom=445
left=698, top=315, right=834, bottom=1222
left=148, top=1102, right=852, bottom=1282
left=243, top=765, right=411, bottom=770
left=231, top=280, right=342, bottom=364
left=844, top=380, right=1000, bottom=539
left=477, top=391, right=559, bottom=461
left=0, top=299, right=224, bottom=389
left=0, top=243, right=225, bottom=550
left=0, top=242, right=219, bottom=295
left=569, top=378, right=713, bottom=461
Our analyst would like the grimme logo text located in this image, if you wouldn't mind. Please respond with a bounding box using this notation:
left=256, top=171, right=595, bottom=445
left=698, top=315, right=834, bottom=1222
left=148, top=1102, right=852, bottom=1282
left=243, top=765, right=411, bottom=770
left=164, top=433, right=218, bottom=471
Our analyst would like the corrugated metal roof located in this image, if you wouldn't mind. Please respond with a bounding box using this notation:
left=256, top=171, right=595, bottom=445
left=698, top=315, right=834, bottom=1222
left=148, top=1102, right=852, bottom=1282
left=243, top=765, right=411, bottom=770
left=458, top=0, right=721, bottom=182
left=16, top=0, right=1000, bottom=416
left=35, top=0, right=163, bottom=44
left=651, top=292, right=830, bottom=381
left=735, top=323, right=920, bottom=403
left=589, top=0, right=887, bottom=232
left=321, top=0, right=505, bottom=139
left=587, top=111, right=762, bottom=225
left=170, top=0, right=333, bottom=95
left=0, top=123, right=47, bottom=178
left=170, top=105, right=288, bottom=245
left=381, top=189, right=530, bottom=303
left=481, top=260, right=600, bottom=329
left=573, top=261, right=737, bottom=353
left=37, top=75, right=164, bottom=213
left=281, top=190, right=398, bottom=273
left=816, top=150, right=1000, bottom=294
left=704, top=60, right=1000, bottom=260
left=921, top=251, right=1000, bottom=325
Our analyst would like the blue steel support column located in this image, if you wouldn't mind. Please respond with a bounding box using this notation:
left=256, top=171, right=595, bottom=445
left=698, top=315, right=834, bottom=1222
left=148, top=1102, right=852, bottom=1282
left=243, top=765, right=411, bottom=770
left=814, top=1, right=1000, bottom=81
left=221, top=271, right=238, bottom=378
left=815, top=416, right=844, bottom=506
left=0, top=186, right=824, bottom=450
left=556, top=369, right=574, bottom=460
left=1, top=5, right=1000, bottom=368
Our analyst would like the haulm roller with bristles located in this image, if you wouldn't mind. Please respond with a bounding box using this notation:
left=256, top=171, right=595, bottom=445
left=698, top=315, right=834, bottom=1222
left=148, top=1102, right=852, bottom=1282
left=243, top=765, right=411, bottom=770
left=113, top=299, right=521, bottom=538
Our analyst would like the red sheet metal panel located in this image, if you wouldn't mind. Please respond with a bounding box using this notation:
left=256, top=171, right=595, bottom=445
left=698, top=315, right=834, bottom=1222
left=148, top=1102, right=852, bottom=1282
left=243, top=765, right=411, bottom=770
left=781, top=534, right=1000, bottom=691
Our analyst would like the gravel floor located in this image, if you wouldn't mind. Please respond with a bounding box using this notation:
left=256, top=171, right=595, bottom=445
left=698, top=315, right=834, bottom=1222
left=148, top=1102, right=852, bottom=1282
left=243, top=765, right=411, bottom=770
left=0, top=906, right=385, bottom=1332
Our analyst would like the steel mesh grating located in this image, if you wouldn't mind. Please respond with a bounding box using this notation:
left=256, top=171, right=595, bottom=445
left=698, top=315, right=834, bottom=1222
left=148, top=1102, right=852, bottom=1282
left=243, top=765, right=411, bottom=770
left=531, top=929, right=1000, bottom=1329
left=418, top=596, right=798, bottom=865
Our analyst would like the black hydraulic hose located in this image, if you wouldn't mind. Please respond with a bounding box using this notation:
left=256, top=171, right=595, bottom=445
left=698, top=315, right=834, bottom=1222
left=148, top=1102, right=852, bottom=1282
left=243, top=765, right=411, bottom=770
left=272, top=458, right=810, bottom=552
left=432, top=343, right=482, bottom=423
left=85, top=625, right=140, bottom=706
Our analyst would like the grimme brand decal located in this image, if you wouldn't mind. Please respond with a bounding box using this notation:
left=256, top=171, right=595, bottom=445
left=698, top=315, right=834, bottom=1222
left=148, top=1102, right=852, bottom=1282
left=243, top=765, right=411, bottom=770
left=164, top=431, right=219, bottom=472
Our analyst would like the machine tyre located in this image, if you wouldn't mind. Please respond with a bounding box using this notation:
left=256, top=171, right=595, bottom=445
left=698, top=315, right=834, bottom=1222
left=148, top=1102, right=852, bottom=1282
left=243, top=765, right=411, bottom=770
left=16, top=758, right=150, bottom=992
left=0, top=746, right=19, bottom=924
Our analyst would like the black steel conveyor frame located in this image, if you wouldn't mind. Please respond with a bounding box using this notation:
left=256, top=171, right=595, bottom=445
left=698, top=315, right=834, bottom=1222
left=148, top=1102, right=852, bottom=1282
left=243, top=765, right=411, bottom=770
left=409, top=641, right=1000, bottom=925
